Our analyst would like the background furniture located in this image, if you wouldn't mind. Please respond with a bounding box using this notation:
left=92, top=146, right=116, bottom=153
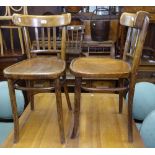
left=66, top=25, right=85, bottom=65
left=82, top=40, right=115, bottom=57
left=0, top=6, right=27, bottom=80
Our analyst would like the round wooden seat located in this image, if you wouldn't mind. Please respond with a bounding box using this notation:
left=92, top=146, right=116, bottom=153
left=70, top=57, right=131, bottom=78
left=4, top=57, right=65, bottom=80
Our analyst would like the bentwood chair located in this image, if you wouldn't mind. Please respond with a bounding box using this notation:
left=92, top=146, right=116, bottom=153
left=70, top=11, right=149, bottom=142
left=3, top=13, right=72, bottom=143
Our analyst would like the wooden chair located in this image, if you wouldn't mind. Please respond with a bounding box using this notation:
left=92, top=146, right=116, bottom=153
left=3, top=13, right=72, bottom=144
left=66, top=25, right=85, bottom=64
left=66, top=25, right=85, bottom=55
left=0, top=6, right=27, bottom=56
left=70, top=11, right=150, bottom=142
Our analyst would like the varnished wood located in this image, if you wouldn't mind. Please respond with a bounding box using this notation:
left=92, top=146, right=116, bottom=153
left=3, top=13, right=71, bottom=144
left=4, top=57, right=66, bottom=79
left=2, top=93, right=144, bottom=148
left=12, top=13, right=71, bottom=27
left=70, top=57, right=130, bottom=78
left=54, top=78, right=65, bottom=144
left=7, top=79, right=19, bottom=143
left=70, top=11, right=150, bottom=142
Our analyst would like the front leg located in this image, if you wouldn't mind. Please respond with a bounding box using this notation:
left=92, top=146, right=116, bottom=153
left=8, top=79, right=19, bottom=143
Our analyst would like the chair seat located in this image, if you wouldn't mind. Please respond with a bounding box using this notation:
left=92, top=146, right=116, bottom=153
left=70, top=57, right=131, bottom=78
left=3, top=57, right=65, bottom=80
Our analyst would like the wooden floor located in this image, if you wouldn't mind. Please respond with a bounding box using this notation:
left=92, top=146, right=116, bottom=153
left=2, top=93, right=144, bottom=148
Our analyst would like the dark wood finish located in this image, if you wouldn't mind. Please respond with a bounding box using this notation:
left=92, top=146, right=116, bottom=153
left=118, top=78, right=124, bottom=113
left=70, top=11, right=150, bottom=142
left=3, top=13, right=72, bottom=144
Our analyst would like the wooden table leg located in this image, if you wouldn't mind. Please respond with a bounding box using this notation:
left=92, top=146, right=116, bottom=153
left=55, top=78, right=65, bottom=144
left=8, top=79, right=19, bottom=143
left=71, top=77, right=81, bottom=138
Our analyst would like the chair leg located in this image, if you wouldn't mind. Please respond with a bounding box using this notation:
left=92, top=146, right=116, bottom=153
left=64, top=82, right=72, bottom=111
left=128, top=77, right=135, bottom=142
left=55, top=78, right=65, bottom=144
left=26, top=80, right=34, bottom=111
left=63, top=75, right=72, bottom=111
left=30, top=92, right=34, bottom=111
left=119, top=78, right=124, bottom=113
left=71, top=77, right=81, bottom=138
left=30, top=81, right=35, bottom=111
left=8, top=79, right=19, bottom=143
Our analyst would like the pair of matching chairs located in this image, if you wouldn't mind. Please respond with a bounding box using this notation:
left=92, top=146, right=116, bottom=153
left=3, top=11, right=149, bottom=144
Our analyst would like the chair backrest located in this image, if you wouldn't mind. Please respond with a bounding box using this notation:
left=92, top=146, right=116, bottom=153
left=120, top=11, right=149, bottom=74
left=66, top=25, right=85, bottom=54
left=12, top=13, right=71, bottom=60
